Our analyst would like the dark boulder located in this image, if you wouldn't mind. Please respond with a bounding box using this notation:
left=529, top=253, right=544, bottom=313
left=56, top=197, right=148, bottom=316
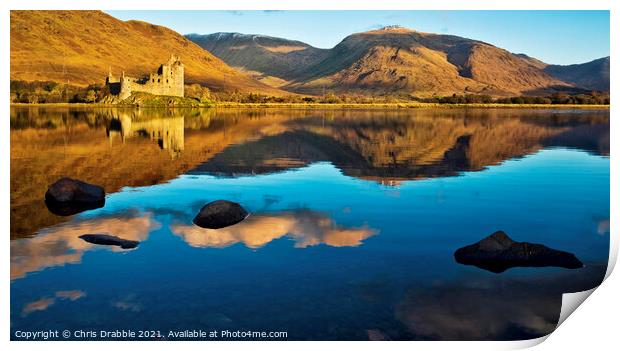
left=454, top=231, right=583, bottom=273
left=45, top=178, right=105, bottom=216
left=193, top=200, right=249, bottom=229
left=79, top=234, right=139, bottom=249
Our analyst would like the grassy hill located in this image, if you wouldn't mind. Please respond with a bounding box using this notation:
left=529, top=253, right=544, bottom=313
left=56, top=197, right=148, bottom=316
left=287, top=27, right=570, bottom=96
left=11, top=12, right=608, bottom=99
left=187, top=32, right=329, bottom=86
left=190, top=26, right=608, bottom=97
left=10, top=10, right=287, bottom=95
left=544, top=57, right=610, bottom=92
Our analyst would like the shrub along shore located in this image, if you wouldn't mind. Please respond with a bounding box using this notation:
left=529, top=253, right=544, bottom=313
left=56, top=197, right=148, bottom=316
left=10, top=102, right=610, bottom=110
left=10, top=80, right=610, bottom=109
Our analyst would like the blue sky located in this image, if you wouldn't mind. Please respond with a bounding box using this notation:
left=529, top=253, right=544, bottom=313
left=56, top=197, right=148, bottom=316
left=106, top=10, right=609, bottom=65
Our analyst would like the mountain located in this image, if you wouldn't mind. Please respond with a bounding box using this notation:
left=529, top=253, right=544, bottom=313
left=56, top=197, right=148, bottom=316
left=11, top=12, right=609, bottom=97
left=186, top=32, right=329, bottom=87
left=10, top=11, right=285, bottom=94
left=544, top=57, right=610, bottom=92
left=189, top=26, right=608, bottom=97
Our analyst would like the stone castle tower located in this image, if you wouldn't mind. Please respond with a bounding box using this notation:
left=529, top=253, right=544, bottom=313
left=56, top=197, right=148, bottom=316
left=106, top=55, right=184, bottom=100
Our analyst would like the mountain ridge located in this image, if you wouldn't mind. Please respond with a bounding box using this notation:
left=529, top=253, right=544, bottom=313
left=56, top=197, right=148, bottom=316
left=544, top=56, right=610, bottom=92
left=10, top=12, right=608, bottom=98
left=186, top=32, right=330, bottom=86
left=189, top=26, right=609, bottom=96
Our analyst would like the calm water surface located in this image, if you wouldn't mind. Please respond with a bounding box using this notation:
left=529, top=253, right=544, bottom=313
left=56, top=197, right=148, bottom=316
left=10, top=107, right=610, bottom=340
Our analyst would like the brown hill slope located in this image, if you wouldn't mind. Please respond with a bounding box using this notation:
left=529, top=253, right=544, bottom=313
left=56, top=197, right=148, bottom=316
left=192, top=26, right=587, bottom=97
left=186, top=32, right=329, bottom=87
left=10, top=11, right=286, bottom=94
left=544, top=57, right=610, bottom=92
left=287, top=27, right=570, bottom=96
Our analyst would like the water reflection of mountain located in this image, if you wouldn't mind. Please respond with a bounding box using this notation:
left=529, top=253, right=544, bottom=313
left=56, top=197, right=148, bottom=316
left=10, top=107, right=609, bottom=239
left=191, top=111, right=609, bottom=182
left=394, top=264, right=606, bottom=340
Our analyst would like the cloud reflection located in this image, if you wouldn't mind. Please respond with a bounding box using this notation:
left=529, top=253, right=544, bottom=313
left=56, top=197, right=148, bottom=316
left=21, top=290, right=86, bottom=316
left=171, top=210, right=377, bottom=249
left=11, top=213, right=160, bottom=280
left=597, top=219, right=610, bottom=235
left=112, top=294, right=142, bottom=312
left=22, top=298, right=55, bottom=316
left=55, top=290, right=87, bottom=301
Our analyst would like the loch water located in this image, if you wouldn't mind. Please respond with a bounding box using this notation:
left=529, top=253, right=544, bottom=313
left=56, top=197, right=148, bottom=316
left=10, top=107, right=610, bottom=340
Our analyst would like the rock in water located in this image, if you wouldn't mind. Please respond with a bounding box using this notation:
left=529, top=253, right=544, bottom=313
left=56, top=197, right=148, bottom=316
left=454, top=231, right=583, bottom=273
left=79, top=234, right=139, bottom=249
left=45, top=178, right=105, bottom=216
left=193, top=200, right=249, bottom=229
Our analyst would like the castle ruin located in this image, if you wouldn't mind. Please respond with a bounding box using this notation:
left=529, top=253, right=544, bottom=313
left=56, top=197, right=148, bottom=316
left=106, top=55, right=184, bottom=100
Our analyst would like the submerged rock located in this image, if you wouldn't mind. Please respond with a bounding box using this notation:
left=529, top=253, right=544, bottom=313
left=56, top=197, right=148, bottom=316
left=454, top=231, right=583, bottom=273
left=45, top=178, right=105, bottom=216
left=193, top=200, right=249, bottom=229
left=79, top=234, right=139, bottom=249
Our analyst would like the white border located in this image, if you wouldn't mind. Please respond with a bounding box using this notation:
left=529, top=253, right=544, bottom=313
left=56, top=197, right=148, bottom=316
left=0, top=0, right=615, bottom=10
left=2, top=1, right=616, bottom=350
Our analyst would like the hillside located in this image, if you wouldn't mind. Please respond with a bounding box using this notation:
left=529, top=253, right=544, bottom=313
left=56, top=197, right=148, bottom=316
left=11, top=12, right=609, bottom=98
left=191, top=26, right=609, bottom=97
left=544, top=57, right=610, bottom=92
left=288, top=27, right=570, bottom=96
left=186, top=32, right=329, bottom=87
left=10, top=11, right=286, bottom=94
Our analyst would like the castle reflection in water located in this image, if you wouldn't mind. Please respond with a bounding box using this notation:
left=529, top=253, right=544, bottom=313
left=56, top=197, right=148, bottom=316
left=106, top=110, right=184, bottom=157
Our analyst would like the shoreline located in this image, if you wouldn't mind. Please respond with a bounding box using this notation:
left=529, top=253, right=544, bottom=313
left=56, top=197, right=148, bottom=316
left=9, top=102, right=611, bottom=109
left=210, top=102, right=610, bottom=110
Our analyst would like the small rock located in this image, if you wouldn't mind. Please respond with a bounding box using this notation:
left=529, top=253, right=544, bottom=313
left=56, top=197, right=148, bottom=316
left=454, top=231, right=583, bottom=273
left=45, top=178, right=105, bottom=216
left=193, top=200, right=249, bottom=229
left=79, top=234, right=139, bottom=249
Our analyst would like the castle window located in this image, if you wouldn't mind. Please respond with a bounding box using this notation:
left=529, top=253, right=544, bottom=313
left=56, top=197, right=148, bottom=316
left=157, top=79, right=160, bottom=83
left=166, top=79, right=169, bottom=83
left=152, top=79, right=155, bottom=83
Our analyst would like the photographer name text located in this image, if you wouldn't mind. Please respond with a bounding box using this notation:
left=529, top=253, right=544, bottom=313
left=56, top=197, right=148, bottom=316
left=14, top=329, right=288, bottom=340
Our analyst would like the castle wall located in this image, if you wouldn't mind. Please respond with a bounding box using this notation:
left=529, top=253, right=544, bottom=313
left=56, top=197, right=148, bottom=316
left=108, top=56, right=185, bottom=100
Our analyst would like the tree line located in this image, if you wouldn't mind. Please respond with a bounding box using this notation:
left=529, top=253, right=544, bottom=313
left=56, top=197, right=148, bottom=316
left=10, top=81, right=107, bottom=104
left=421, top=93, right=609, bottom=105
left=10, top=80, right=610, bottom=105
